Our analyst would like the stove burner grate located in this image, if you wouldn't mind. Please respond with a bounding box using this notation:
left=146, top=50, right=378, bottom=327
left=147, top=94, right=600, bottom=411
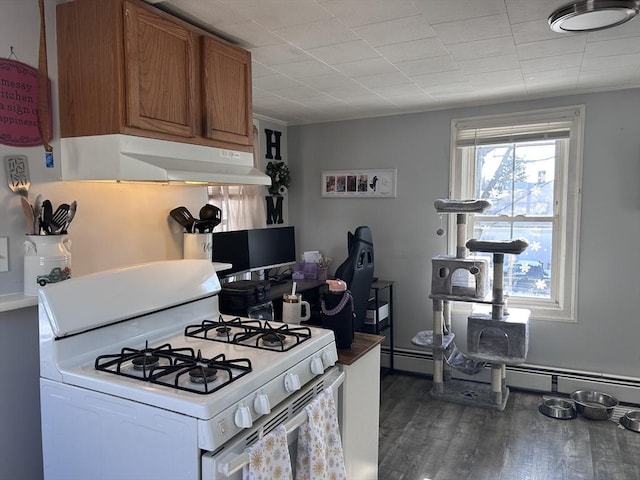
left=188, top=366, right=218, bottom=384
left=95, top=343, right=252, bottom=395
left=185, top=316, right=312, bottom=352
left=132, top=353, right=160, bottom=370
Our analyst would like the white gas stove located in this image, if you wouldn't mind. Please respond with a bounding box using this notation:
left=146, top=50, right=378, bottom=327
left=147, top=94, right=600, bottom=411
left=38, top=260, right=341, bottom=480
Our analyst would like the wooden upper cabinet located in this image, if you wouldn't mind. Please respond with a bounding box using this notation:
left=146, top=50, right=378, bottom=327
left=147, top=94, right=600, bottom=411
left=201, top=37, right=253, bottom=146
left=57, top=0, right=253, bottom=151
left=123, top=1, right=196, bottom=137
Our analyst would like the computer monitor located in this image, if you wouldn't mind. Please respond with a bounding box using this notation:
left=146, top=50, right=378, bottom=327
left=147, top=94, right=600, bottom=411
left=212, top=226, right=296, bottom=276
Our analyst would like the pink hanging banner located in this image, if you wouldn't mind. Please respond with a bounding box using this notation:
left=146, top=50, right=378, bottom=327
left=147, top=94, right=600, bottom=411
left=0, top=58, right=51, bottom=147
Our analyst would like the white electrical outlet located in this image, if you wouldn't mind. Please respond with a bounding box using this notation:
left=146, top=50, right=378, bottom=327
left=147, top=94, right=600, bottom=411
left=0, top=237, right=8, bottom=272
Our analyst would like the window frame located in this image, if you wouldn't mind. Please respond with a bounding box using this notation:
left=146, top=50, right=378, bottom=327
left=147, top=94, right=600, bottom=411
left=449, top=105, right=584, bottom=322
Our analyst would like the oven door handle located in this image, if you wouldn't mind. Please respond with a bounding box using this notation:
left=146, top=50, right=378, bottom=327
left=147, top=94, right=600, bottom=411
left=217, top=370, right=345, bottom=477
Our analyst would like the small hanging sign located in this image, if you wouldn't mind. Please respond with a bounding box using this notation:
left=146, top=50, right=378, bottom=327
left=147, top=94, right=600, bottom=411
left=0, top=58, right=52, bottom=147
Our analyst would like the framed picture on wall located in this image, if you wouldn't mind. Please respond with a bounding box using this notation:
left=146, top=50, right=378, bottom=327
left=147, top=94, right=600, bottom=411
left=321, top=169, right=397, bottom=198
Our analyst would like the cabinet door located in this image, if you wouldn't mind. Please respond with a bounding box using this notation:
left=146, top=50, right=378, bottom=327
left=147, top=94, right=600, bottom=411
left=123, top=1, right=196, bottom=137
left=201, top=37, right=253, bottom=146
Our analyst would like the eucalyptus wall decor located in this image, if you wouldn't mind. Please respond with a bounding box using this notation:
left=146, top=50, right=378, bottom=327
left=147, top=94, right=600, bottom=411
left=265, top=160, right=290, bottom=225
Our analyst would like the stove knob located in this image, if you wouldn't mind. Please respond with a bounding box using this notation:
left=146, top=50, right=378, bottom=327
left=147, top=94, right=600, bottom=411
left=234, top=404, right=252, bottom=429
left=310, top=356, right=325, bottom=375
left=322, top=348, right=338, bottom=367
left=254, top=393, right=271, bottom=415
left=284, top=372, right=301, bottom=393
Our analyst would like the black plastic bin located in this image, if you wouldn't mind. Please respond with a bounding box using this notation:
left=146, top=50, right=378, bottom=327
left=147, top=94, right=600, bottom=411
left=219, top=280, right=271, bottom=317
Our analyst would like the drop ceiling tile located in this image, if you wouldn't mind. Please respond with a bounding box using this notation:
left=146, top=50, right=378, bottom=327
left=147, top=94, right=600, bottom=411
left=413, top=0, right=506, bottom=24
left=250, top=43, right=312, bottom=66
left=411, top=70, right=468, bottom=88
left=467, top=68, right=524, bottom=87
left=432, top=14, right=513, bottom=45
left=269, top=84, right=326, bottom=100
left=354, top=71, right=412, bottom=88
left=423, top=82, right=474, bottom=95
left=252, top=90, right=289, bottom=108
left=321, top=83, right=376, bottom=99
left=585, top=38, right=640, bottom=58
left=321, top=0, right=420, bottom=27
left=273, top=19, right=359, bottom=49
left=511, top=19, right=562, bottom=45
left=504, top=0, right=560, bottom=25
left=581, top=53, right=640, bottom=71
left=459, top=54, right=520, bottom=74
left=272, top=60, right=337, bottom=78
left=376, top=38, right=448, bottom=62
left=578, top=66, right=640, bottom=88
left=252, top=74, right=304, bottom=91
left=217, top=0, right=332, bottom=30
left=162, top=0, right=248, bottom=26
left=335, top=57, right=397, bottom=77
left=353, top=15, right=436, bottom=47
left=586, top=18, right=640, bottom=41
left=447, top=37, right=517, bottom=61
left=370, top=83, right=425, bottom=97
left=520, top=53, right=583, bottom=74
left=517, top=35, right=587, bottom=60
left=251, top=61, right=278, bottom=78
left=395, top=55, right=459, bottom=76
left=523, top=68, right=579, bottom=87
left=389, top=92, right=434, bottom=108
left=301, top=73, right=357, bottom=89
left=340, top=94, right=395, bottom=109
left=298, top=94, right=346, bottom=107
left=307, top=40, right=380, bottom=65
left=161, top=0, right=640, bottom=124
left=217, top=21, right=283, bottom=48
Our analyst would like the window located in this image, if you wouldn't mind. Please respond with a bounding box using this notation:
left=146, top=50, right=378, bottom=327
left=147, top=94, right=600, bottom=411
left=206, top=124, right=267, bottom=231
left=207, top=184, right=267, bottom=231
left=450, top=106, right=584, bottom=321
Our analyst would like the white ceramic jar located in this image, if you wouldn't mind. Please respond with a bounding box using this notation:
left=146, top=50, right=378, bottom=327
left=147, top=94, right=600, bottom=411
left=23, top=235, right=72, bottom=296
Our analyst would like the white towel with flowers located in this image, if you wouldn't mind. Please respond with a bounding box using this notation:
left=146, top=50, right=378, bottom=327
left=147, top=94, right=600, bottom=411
left=243, top=424, right=292, bottom=480
left=295, top=387, right=346, bottom=480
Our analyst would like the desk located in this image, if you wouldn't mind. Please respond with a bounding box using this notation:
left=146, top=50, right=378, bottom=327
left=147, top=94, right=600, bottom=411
left=268, top=279, right=326, bottom=301
left=269, top=279, right=326, bottom=322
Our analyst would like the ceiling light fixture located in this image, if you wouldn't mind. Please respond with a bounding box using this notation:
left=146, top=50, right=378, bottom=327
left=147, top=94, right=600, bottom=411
left=548, top=0, right=639, bottom=32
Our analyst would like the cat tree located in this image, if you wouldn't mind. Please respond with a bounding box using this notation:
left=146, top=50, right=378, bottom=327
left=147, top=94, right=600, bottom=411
left=412, top=199, right=530, bottom=410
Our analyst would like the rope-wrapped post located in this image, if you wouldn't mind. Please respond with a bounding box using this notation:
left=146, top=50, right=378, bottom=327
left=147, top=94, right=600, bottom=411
left=492, top=253, right=505, bottom=319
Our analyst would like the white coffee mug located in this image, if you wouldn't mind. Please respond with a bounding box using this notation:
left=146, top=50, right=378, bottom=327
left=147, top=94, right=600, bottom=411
left=282, top=294, right=311, bottom=324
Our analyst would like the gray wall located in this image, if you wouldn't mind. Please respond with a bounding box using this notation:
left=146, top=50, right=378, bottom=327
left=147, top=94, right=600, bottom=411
left=0, top=307, right=42, bottom=479
left=288, top=89, right=640, bottom=380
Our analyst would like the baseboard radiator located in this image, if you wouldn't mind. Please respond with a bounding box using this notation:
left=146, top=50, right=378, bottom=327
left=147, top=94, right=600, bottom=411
left=380, top=347, right=640, bottom=406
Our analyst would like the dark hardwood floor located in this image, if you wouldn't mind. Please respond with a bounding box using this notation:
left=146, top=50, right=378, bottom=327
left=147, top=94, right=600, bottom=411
left=378, top=371, right=640, bottom=480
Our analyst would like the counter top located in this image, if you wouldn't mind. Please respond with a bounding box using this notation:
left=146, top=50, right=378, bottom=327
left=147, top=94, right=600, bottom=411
left=0, top=293, right=37, bottom=313
left=337, top=332, right=384, bottom=366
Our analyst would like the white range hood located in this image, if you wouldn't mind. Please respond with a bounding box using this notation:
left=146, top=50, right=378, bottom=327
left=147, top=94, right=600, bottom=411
left=60, top=134, right=271, bottom=185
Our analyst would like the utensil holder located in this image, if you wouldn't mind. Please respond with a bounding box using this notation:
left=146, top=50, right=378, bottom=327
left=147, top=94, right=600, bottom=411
left=23, top=234, right=72, bottom=296
left=183, top=233, right=212, bottom=259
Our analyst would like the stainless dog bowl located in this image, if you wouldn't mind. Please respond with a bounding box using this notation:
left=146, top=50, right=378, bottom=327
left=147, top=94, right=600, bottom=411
left=538, top=398, right=577, bottom=419
left=570, top=390, right=618, bottom=420
left=620, top=410, right=640, bottom=433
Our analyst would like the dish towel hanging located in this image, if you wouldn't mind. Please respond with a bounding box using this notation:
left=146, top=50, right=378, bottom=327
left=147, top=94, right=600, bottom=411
left=295, top=387, right=347, bottom=480
left=243, top=424, right=293, bottom=480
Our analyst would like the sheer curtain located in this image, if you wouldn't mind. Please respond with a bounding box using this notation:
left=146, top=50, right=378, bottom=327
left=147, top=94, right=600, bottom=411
left=209, top=125, right=267, bottom=231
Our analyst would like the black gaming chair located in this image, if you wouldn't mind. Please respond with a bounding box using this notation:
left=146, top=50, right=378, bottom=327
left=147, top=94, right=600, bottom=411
left=334, top=226, right=375, bottom=332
